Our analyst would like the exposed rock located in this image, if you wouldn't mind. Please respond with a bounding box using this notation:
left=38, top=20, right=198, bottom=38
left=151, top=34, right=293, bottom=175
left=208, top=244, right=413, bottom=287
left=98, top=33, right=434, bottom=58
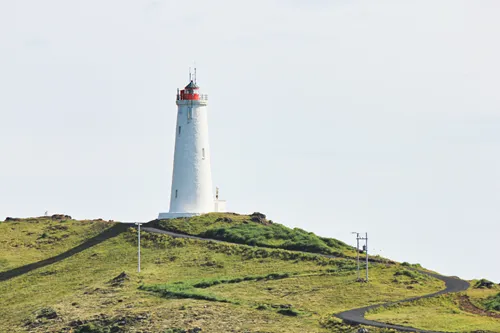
left=69, top=319, right=84, bottom=327
left=36, top=307, right=58, bottom=320
left=5, top=217, right=21, bottom=222
left=474, top=279, right=495, bottom=289
left=109, top=272, right=130, bottom=287
left=51, top=214, right=72, bottom=220
left=189, top=328, right=202, bottom=333
left=250, top=212, right=266, bottom=219
left=215, top=217, right=233, bottom=223
left=67, top=313, right=152, bottom=333
left=134, top=313, right=150, bottom=321
left=250, top=212, right=267, bottom=223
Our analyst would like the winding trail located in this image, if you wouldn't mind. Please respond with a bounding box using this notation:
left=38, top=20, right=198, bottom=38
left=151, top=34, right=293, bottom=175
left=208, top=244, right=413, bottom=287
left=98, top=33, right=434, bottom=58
left=0, top=222, right=470, bottom=333
left=336, top=271, right=470, bottom=333
left=143, top=226, right=471, bottom=333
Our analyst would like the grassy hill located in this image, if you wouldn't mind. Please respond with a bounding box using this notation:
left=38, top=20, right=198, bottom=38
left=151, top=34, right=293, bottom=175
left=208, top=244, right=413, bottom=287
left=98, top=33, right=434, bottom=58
left=151, top=213, right=358, bottom=258
left=0, top=214, right=498, bottom=333
left=0, top=216, right=114, bottom=272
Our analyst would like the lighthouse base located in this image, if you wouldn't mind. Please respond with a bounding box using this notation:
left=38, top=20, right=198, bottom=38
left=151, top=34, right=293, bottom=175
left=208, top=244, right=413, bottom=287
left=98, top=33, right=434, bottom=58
left=158, top=200, right=227, bottom=220
left=157, top=212, right=201, bottom=220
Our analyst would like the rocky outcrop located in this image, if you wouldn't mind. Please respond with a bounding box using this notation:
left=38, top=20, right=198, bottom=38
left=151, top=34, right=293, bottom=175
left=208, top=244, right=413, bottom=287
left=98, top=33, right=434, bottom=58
left=4, top=217, right=21, bottom=222
left=250, top=212, right=267, bottom=223
left=109, top=272, right=130, bottom=287
left=51, top=214, right=72, bottom=220
left=474, top=278, right=495, bottom=289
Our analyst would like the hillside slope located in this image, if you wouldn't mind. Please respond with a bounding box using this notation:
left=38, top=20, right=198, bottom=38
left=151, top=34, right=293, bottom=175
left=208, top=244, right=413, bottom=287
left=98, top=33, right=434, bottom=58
left=0, top=215, right=495, bottom=332
left=150, top=213, right=358, bottom=258
left=366, top=282, right=500, bottom=332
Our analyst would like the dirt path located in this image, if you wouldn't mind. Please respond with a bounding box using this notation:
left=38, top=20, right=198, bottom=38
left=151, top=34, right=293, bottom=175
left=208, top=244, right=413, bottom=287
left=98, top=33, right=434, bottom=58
left=459, top=295, right=500, bottom=319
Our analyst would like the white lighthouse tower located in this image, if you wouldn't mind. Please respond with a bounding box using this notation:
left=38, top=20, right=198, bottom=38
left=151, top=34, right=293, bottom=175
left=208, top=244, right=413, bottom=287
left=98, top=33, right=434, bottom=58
left=158, top=73, right=226, bottom=219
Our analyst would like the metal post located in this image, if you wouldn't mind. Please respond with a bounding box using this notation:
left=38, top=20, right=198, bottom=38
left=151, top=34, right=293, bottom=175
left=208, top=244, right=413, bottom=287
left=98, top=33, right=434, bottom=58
left=356, top=233, right=360, bottom=280
left=365, top=232, right=368, bottom=282
left=135, top=223, right=142, bottom=273
left=352, top=232, right=360, bottom=280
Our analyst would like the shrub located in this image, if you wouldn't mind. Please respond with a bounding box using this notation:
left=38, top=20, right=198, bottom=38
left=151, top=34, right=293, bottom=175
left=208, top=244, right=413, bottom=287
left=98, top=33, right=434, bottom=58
left=401, top=262, right=422, bottom=269
left=256, top=304, right=269, bottom=310
left=394, top=269, right=420, bottom=280
left=484, top=292, right=500, bottom=311
left=474, top=278, right=495, bottom=289
left=155, top=213, right=352, bottom=256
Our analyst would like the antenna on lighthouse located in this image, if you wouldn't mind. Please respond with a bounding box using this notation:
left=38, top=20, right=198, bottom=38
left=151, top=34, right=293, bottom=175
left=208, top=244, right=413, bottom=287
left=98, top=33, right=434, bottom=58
left=189, top=67, right=192, bottom=82
left=194, top=67, right=197, bottom=84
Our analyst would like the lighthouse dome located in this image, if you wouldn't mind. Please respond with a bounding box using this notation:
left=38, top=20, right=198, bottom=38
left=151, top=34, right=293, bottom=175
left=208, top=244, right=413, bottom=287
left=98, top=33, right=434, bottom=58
left=185, top=80, right=199, bottom=89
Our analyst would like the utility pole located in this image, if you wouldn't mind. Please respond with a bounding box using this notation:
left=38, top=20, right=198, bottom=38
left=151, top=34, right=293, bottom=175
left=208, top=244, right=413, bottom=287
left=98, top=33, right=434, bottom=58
left=365, top=232, right=369, bottom=282
left=352, top=232, right=369, bottom=282
left=352, top=232, right=360, bottom=280
left=135, top=222, right=142, bottom=273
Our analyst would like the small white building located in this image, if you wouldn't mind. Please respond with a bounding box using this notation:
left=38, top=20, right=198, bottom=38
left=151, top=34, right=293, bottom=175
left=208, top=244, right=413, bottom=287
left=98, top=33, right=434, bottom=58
left=158, top=75, right=226, bottom=219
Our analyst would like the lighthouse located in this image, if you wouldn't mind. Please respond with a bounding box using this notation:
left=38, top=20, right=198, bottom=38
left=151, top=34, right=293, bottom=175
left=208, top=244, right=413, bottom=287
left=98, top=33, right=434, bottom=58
left=158, top=72, right=226, bottom=219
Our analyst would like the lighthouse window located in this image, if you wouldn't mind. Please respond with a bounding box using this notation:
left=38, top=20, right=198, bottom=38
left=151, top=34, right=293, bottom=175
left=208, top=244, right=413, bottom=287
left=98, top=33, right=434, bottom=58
left=187, top=108, right=193, bottom=121
left=202, top=148, right=205, bottom=159
left=178, top=126, right=181, bottom=136
left=175, top=189, right=178, bottom=198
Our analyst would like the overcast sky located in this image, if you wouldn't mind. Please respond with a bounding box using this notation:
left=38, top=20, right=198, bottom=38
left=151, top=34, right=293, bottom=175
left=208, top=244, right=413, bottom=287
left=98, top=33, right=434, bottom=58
left=1, top=1, right=499, bottom=282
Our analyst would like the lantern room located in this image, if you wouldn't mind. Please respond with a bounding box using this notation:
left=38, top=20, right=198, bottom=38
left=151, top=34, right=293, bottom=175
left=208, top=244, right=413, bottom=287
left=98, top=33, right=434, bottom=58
left=178, top=80, right=202, bottom=101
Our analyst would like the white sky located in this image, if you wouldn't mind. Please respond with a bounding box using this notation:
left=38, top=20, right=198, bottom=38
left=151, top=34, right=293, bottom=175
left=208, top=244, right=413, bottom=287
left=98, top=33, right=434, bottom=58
left=1, top=1, right=499, bottom=282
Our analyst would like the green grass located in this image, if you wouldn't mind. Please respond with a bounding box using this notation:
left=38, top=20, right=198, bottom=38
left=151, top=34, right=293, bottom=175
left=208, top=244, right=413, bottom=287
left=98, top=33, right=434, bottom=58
left=153, top=213, right=357, bottom=257
left=366, top=294, right=500, bottom=333
left=466, top=281, right=500, bottom=311
left=0, top=217, right=115, bottom=272
left=205, top=265, right=443, bottom=316
left=0, top=217, right=453, bottom=333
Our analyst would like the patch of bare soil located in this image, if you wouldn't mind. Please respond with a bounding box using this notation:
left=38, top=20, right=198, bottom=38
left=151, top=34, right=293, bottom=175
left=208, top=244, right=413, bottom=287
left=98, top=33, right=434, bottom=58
left=459, top=295, right=500, bottom=319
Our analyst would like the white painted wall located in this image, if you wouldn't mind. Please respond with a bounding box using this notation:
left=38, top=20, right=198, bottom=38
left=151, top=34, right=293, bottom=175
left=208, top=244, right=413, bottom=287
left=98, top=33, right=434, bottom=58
left=214, top=200, right=226, bottom=212
left=167, top=99, right=214, bottom=214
